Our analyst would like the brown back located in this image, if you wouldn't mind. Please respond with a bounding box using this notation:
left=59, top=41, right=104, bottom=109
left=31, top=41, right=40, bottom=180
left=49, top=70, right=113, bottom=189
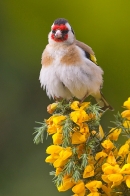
left=75, top=40, right=95, bottom=55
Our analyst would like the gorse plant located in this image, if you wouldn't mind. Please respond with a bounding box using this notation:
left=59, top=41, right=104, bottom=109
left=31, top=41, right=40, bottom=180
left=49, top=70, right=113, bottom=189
left=34, top=97, right=130, bottom=196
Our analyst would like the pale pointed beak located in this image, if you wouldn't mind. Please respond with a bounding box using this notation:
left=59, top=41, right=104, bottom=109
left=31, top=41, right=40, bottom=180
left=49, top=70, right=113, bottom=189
left=55, top=30, right=62, bottom=38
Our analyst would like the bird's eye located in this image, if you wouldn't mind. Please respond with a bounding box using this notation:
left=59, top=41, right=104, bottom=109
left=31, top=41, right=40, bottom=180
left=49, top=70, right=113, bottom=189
left=52, top=30, right=56, bottom=34
left=62, top=30, right=69, bottom=34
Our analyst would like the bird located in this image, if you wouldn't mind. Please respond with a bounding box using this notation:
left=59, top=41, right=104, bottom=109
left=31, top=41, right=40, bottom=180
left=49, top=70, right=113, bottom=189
left=39, top=18, right=113, bottom=111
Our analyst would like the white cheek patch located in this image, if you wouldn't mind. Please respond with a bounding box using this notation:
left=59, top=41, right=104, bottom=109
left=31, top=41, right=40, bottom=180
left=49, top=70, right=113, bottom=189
left=51, top=23, right=54, bottom=29
left=65, top=23, right=72, bottom=31
left=48, top=32, right=54, bottom=44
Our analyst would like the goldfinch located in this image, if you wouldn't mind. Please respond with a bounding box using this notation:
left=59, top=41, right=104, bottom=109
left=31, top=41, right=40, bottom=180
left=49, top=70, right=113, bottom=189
left=39, top=18, right=113, bottom=111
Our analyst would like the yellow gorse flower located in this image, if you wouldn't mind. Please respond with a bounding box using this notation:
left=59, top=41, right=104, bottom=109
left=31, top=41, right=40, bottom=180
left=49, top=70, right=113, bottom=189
left=121, top=97, right=130, bottom=122
left=83, top=164, right=94, bottom=178
left=34, top=97, right=130, bottom=195
left=85, top=180, right=102, bottom=192
left=106, top=151, right=117, bottom=166
left=108, top=128, right=121, bottom=141
left=123, top=120, right=130, bottom=130
left=46, top=145, right=62, bottom=154
left=70, top=101, right=90, bottom=111
left=52, top=132, right=63, bottom=145
left=87, top=193, right=100, bottom=196
left=95, top=151, right=108, bottom=161
left=126, top=176, right=130, bottom=188
left=47, top=102, right=58, bottom=114
left=72, top=132, right=87, bottom=144
left=121, top=110, right=130, bottom=120
left=101, top=139, right=115, bottom=153
left=70, top=110, right=90, bottom=125
left=102, top=163, right=123, bottom=187
left=46, top=115, right=66, bottom=135
left=123, top=97, right=130, bottom=109
left=53, top=147, right=72, bottom=168
left=118, top=143, right=129, bottom=157
left=72, top=181, right=86, bottom=196
left=57, top=176, right=75, bottom=191
left=127, top=152, right=130, bottom=163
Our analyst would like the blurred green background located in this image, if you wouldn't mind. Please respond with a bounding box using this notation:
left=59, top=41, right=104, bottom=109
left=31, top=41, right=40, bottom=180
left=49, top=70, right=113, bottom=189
left=0, top=0, right=130, bottom=195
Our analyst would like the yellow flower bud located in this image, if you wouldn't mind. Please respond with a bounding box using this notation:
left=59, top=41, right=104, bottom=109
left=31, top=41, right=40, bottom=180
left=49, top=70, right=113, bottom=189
left=47, top=103, right=58, bottom=114
left=98, top=125, right=104, bottom=139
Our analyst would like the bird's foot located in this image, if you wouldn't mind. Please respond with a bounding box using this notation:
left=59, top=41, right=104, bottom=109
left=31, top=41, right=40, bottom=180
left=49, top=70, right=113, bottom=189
left=54, top=96, right=63, bottom=102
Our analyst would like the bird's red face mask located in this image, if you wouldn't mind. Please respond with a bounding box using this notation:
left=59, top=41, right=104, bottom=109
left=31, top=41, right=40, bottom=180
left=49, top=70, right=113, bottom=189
left=51, top=24, right=69, bottom=42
